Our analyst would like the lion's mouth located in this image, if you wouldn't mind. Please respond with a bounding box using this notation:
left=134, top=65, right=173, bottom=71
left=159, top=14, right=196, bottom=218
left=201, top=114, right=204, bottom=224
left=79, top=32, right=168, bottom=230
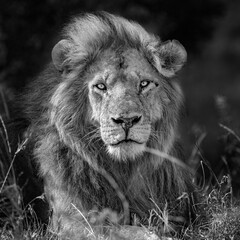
left=110, top=139, right=143, bottom=146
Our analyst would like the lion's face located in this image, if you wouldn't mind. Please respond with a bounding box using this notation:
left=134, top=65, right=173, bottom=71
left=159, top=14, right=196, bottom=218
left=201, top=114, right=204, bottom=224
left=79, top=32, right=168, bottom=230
left=51, top=15, right=187, bottom=161
left=88, top=49, right=166, bottom=160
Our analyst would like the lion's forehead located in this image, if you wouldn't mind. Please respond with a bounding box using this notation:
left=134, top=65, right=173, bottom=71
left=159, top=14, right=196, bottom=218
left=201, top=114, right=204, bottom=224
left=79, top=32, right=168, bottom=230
left=91, top=48, right=159, bottom=84
left=121, top=49, right=155, bottom=74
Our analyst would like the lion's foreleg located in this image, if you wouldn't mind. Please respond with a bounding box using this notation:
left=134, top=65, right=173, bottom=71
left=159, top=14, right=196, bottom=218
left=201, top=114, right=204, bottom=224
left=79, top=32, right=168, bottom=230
left=44, top=175, right=91, bottom=239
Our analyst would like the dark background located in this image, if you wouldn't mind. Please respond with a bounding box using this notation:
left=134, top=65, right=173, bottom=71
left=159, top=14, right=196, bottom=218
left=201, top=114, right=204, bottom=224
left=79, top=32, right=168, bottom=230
left=0, top=0, right=240, bottom=192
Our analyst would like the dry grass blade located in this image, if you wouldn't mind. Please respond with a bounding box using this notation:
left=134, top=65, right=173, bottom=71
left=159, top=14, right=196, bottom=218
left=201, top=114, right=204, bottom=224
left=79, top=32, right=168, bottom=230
left=0, top=138, right=28, bottom=194
left=71, top=203, right=96, bottom=237
left=0, top=88, right=10, bottom=120
left=96, top=166, right=130, bottom=224
left=188, top=132, right=207, bottom=162
left=0, top=115, right=11, bottom=154
left=219, top=123, right=240, bottom=142
left=83, top=153, right=130, bottom=225
left=145, top=147, right=193, bottom=173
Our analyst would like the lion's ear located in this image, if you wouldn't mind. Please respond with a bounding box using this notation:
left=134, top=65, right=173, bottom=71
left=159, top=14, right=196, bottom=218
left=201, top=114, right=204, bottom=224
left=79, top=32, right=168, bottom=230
left=52, top=39, right=72, bottom=72
left=155, top=40, right=187, bottom=78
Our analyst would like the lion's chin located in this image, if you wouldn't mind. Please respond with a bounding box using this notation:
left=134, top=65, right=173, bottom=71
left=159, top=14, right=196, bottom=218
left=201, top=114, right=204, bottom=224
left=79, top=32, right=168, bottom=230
left=107, top=142, right=146, bottom=160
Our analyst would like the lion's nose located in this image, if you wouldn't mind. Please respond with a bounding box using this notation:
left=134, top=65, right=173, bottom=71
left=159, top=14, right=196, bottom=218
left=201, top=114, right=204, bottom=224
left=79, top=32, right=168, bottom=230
left=111, top=116, right=142, bottom=131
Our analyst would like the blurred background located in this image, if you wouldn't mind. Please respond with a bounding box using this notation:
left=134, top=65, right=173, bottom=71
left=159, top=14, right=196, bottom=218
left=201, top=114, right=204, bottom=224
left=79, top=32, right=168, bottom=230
left=0, top=0, right=240, bottom=194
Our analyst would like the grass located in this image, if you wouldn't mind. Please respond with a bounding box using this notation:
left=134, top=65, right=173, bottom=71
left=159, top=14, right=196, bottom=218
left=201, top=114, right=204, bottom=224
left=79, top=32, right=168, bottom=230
left=1, top=95, right=240, bottom=239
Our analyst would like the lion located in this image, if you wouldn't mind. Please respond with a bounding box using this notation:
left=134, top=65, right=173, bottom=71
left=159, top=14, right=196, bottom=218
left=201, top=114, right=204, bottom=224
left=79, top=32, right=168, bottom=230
left=21, top=12, right=199, bottom=238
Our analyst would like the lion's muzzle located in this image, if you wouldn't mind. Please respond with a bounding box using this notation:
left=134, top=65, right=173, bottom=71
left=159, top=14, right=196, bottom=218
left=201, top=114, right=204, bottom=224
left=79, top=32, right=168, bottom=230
left=100, top=113, right=151, bottom=159
left=111, top=115, right=142, bottom=135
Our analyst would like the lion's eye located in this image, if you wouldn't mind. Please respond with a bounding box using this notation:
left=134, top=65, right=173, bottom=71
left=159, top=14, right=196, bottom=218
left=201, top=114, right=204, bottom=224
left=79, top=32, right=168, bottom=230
left=140, top=80, right=150, bottom=88
left=95, top=83, right=107, bottom=91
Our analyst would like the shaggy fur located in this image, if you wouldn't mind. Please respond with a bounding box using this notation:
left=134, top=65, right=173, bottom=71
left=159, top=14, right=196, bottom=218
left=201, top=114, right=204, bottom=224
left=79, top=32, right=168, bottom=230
left=22, top=12, right=198, bottom=238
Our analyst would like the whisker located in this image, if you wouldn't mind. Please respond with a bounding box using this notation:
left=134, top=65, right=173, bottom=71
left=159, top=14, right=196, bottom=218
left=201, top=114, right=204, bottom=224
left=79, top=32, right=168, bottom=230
left=81, top=128, right=100, bottom=141
left=95, top=143, right=106, bottom=156
left=151, top=127, right=163, bottom=135
left=150, top=130, right=160, bottom=142
left=84, top=134, right=102, bottom=149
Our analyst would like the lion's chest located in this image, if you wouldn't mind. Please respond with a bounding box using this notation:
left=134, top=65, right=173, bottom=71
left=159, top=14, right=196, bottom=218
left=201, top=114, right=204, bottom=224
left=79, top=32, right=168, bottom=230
left=99, top=170, right=153, bottom=216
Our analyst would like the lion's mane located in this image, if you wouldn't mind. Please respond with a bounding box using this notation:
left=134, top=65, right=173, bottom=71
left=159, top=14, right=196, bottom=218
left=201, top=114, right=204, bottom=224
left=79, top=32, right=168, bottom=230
left=22, top=12, right=199, bottom=236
